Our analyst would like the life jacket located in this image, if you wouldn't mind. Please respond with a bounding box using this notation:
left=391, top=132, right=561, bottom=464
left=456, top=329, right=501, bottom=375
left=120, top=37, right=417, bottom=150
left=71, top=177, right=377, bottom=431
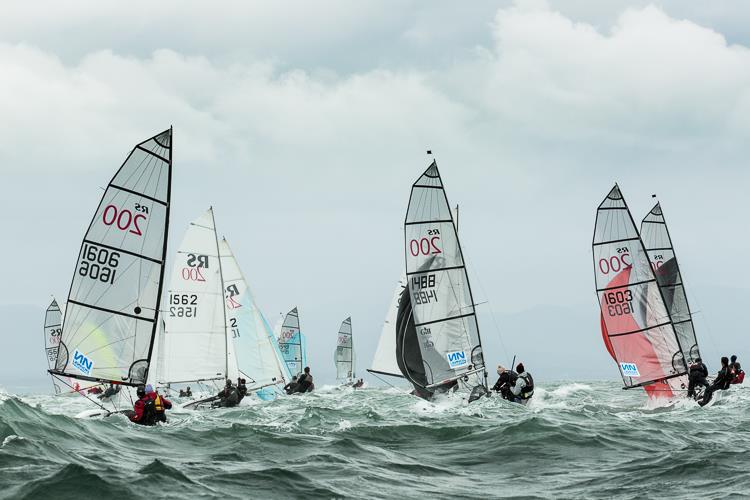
left=140, top=396, right=157, bottom=426
left=519, top=372, right=534, bottom=399
left=732, top=370, right=745, bottom=385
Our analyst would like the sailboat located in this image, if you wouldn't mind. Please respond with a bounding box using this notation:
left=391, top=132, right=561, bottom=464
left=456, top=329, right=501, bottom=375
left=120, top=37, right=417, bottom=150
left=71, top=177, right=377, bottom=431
left=368, top=275, right=407, bottom=380
left=277, top=307, right=307, bottom=378
left=640, top=202, right=702, bottom=366
left=334, top=317, right=355, bottom=385
left=48, top=128, right=173, bottom=416
left=397, top=159, right=488, bottom=401
left=158, top=208, right=229, bottom=402
left=593, top=185, right=689, bottom=399
left=219, top=237, right=291, bottom=397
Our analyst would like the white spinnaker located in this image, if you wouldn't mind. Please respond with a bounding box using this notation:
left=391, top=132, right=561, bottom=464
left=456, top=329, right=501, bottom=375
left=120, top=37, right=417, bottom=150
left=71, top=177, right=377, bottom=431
left=220, top=238, right=290, bottom=390
left=403, top=160, right=485, bottom=389
left=160, top=208, right=228, bottom=384
left=335, top=317, right=354, bottom=383
left=52, top=129, right=172, bottom=386
left=368, top=275, right=406, bottom=378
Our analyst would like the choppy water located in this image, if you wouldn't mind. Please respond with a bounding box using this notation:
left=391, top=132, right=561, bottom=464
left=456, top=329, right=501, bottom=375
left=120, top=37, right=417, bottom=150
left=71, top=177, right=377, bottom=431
left=1, top=382, right=748, bottom=499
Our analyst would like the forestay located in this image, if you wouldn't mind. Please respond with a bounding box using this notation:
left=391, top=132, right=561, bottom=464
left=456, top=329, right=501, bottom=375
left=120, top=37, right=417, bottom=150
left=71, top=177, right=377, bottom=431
left=334, top=317, right=355, bottom=383
left=641, top=203, right=701, bottom=365
left=220, top=238, right=290, bottom=390
left=160, top=208, right=228, bottom=384
left=402, top=160, right=485, bottom=390
left=593, top=185, right=688, bottom=394
left=368, top=275, right=407, bottom=378
left=51, top=129, right=172, bottom=386
left=278, top=307, right=306, bottom=377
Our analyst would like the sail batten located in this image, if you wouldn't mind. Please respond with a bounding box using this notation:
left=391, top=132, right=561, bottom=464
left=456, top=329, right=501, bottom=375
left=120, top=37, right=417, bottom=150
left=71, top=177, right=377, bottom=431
left=51, top=129, right=172, bottom=387
left=593, top=185, right=688, bottom=397
left=398, top=160, right=486, bottom=395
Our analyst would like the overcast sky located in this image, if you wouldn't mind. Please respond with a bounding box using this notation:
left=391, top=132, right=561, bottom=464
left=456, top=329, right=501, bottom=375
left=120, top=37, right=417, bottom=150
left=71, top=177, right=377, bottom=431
left=2, top=0, right=750, bottom=392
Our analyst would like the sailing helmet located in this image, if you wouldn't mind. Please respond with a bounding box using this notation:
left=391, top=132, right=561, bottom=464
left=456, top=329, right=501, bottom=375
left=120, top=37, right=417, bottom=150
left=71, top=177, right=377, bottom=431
left=145, top=384, right=155, bottom=394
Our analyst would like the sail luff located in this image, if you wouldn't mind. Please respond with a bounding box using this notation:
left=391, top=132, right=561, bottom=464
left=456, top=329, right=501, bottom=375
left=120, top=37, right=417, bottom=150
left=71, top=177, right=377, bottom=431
left=209, top=208, right=229, bottom=380
left=144, top=126, right=172, bottom=384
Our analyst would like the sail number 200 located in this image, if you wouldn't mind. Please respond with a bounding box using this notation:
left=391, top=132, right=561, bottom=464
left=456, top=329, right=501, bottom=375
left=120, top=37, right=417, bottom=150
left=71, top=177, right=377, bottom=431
left=409, top=229, right=442, bottom=257
left=598, top=247, right=631, bottom=275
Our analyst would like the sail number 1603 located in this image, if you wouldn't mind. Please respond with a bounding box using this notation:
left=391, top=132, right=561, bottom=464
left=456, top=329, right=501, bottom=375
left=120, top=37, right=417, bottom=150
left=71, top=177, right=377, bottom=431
left=603, top=290, right=633, bottom=317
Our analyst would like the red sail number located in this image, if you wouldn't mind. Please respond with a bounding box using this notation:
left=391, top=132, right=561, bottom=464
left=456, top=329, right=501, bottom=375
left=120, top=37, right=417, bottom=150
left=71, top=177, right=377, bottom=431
left=409, top=237, right=442, bottom=256
left=598, top=253, right=631, bottom=275
left=102, top=205, right=146, bottom=236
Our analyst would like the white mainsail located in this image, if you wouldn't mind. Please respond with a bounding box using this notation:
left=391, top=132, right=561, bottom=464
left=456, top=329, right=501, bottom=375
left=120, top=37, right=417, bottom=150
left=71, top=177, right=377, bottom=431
left=50, top=129, right=172, bottom=387
left=278, top=307, right=306, bottom=377
left=159, top=208, right=229, bottom=385
left=368, top=275, right=407, bottom=378
left=334, top=317, right=355, bottom=383
left=220, top=237, right=290, bottom=390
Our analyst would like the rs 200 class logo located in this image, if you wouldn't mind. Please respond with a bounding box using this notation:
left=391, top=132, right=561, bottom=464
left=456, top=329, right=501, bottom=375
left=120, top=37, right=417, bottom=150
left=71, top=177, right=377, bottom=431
left=620, top=362, right=640, bottom=377
left=446, top=350, right=468, bottom=369
left=72, top=350, right=94, bottom=376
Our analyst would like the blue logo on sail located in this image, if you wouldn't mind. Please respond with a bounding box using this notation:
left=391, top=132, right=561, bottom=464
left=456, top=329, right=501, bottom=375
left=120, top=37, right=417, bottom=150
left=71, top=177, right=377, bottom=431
left=72, top=350, right=94, bottom=376
left=620, top=362, right=640, bottom=377
left=446, top=350, right=468, bottom=369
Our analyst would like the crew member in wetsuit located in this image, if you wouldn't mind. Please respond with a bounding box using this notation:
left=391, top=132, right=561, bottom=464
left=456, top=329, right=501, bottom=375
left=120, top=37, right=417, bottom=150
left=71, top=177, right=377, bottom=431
left=687, top=357, right=709, bottom=398
left=145, top=385, right=172, bottom=423
left=700, top=356, right=732, bottom=406
left=509, top=363, right=534, bottom=403
left=284, top=376, right=299, bottom=395
left=296, top=367, right=314, bottom=393
left=491, top=365, right=518, bottom=401
left=730, top=355, right=745, bottom=384
left=216, top=379, right=240, bottom=407
left=237, top=378, right=248, bottom=403
left=99, top=383, right=120, bottom=400
left=352, top=379, right=364, bottom=389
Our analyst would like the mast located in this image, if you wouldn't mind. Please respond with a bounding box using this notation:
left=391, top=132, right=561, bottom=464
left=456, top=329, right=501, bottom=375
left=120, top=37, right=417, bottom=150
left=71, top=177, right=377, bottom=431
left=209, top=208, right=229, bottom=380
left=593, top=184, right=687, bottom=395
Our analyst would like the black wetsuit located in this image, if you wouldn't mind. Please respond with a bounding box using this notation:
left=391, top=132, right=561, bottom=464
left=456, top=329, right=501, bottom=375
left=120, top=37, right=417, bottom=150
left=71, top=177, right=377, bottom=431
left=700, top=365, right=731, bottom=406
left=491, top=371, right=518, bottom=400
left=687, top=362, right=709, bottom=398
left=237, top=382, right=248, bottom=402
left=284, top=381, right=299, bottom=395
left=296, top=374, right=314, bottom=394
left=216, top=386, right=240, bottom=407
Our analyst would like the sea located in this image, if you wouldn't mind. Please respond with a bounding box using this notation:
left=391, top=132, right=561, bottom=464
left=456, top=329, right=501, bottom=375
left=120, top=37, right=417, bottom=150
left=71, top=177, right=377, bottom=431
left=0, top=381, right=747, bottom=499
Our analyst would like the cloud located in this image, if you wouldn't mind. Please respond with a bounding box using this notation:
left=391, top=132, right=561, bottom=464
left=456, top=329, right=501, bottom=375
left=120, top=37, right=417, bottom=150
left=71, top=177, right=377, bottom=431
left=2, top=2, right=750, bottom=385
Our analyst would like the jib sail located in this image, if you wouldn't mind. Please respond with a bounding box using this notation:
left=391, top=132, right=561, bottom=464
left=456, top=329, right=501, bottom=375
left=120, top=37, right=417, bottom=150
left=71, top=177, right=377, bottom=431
left=220, top=237, right=290, bottom=390
left=50, top=129, right=172, bottom=386
left=159, top=208, right=229, bottom=384
left=640, top=203, right=701, bottom=365
left=367, top=275, right=407, bottom=378
left=277, top=307, right=306, bottom=377
left=401, top=160, right=486, bottom=394
left=334, top=317, right=355, bottom=383
left=593, top=185, right=688, bottom=394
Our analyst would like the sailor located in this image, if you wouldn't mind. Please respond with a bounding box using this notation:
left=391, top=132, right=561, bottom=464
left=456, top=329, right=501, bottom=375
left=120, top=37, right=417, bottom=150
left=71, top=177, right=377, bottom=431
left=352, top=379, right=364, bottom=389
left=687, top=357, right=709, bottom=398
left=99, top=383, right=120, bottom=400
left=730, top=355, right=745, bottom=384
left=509, top=363, right=534, bottom=403
left=237, top=378, right=248, bottom=402
left=491, top=365, right=518, bottom=401
left=296, top=367, right=314, bottom=393
left=145, top=385, right=172, bottom=423
left=699, top=357, right=732, bottom=406
left=284, top=376, right=299, bottom=395
left=216, top=379, right=240, bottom=407
left=179, top=389, right=186, bottom=397
left=130, top=385, right=166, bottom=426
left=185, top=386, right=192, bottom=397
